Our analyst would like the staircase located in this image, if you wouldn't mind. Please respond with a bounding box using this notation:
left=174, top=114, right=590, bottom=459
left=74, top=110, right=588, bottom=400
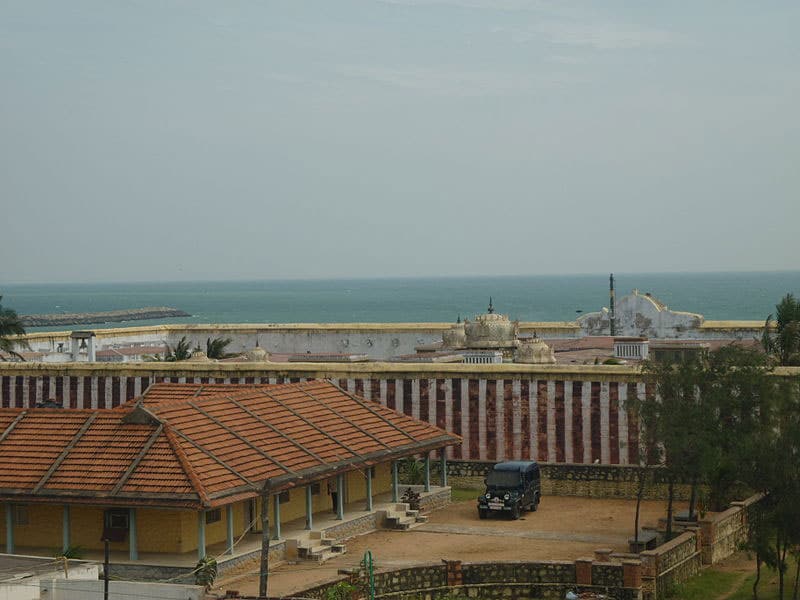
left=383, top=503, right=428, bottom=531
left=295, top=531, right=348, bottom=563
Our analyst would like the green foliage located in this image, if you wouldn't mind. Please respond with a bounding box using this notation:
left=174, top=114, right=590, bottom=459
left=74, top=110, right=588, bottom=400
left=603, top=357, right=624, bottom=365
left=400, top=457, right=425, bottom=485
left=194, top=556, right=218, bottom=591
left=164, top=336, right=192, bottom=361
left=0, top=295, right=28, bottom=361
left=206, top=336, right=233, bottom=359
left=636, top=333, right=800, bottom=599
left=54, top=545, right=84, bottom=559
left=763, top=293, right=800, bottom=366
left=666, top=568, right=743, bottom=599
left=324, top=580, right=357, bottom=600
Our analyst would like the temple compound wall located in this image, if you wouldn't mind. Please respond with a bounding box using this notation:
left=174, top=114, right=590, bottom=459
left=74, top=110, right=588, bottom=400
left=2, top=363, right=795, bottom=467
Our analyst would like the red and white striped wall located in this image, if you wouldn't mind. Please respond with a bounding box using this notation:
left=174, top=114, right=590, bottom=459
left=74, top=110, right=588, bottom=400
left=0, top=372, right=650, bottom=465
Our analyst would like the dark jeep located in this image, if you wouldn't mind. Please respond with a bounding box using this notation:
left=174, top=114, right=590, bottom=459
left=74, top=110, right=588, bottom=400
left=477, top=461, right=541, bottom=520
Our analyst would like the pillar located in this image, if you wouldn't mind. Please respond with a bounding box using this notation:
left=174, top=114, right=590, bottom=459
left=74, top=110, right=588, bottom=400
left=197, top=511, right=206, bottom=560
left=575, top=558, right=593, bottom=585
left=5, top=504, right=13, bottom=554
left=336, top=474, right=344, bottom=520
left=305, top=486, right=313, bottom=530
left=622, top=560, right=642, bottom=589
left=365, top=468, right=373, bottom=511
left=128, top=508, right=138, bottom=561
left=424, top=452, right=431, bottom=492
left=86, top=335, right=96, bottom=362
left=62, top=505, right=71, bottom=553
left=391, top=461, right=399, bottom=502
left=226, top=505, right=234, bottom=555
left=440, top=451, right=448, bottom=487
left=272, top=495, right=281, bottom=540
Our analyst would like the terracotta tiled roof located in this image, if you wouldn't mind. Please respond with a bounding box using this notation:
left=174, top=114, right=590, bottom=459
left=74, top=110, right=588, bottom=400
left=0, top=381, right=459, bottom=509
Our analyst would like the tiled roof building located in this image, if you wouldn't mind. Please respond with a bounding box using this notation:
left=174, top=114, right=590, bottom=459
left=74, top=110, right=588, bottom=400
left=0, top=381, right=459, bottom=564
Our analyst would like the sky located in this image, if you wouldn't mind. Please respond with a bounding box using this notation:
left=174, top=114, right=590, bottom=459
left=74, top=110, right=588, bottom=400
left=1, top=1, right=798, bottom=283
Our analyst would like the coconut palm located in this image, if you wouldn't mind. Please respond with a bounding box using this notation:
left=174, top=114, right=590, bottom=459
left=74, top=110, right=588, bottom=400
left=164, top=336, right=193, bottom=362
left=0, top=296, right=28, bottom=361
left=763, top=293, right=800, bottom=366
left=206, top=337, right=233, bottom=359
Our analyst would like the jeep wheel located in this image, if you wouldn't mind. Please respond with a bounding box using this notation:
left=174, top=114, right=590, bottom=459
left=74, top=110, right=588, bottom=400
left=531, top=495, right=539, bottom=512
left=511, top=505, right=520, bottom=520
left=478, top=509, right=488, bottom=520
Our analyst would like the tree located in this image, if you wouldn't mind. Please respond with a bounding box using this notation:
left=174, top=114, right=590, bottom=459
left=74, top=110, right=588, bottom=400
left=639, top=352, right=714, bottom=537
left=0, top=296, right=28, bottom=361
left=206, top=337, right=233, bottom=359
left=628, top=385, right=658, bottom=545
left=763, top=293, right=800, bottom=366
left=164, top=336, right=192, bottom=361
left=740, top=374, right=800, bottom=600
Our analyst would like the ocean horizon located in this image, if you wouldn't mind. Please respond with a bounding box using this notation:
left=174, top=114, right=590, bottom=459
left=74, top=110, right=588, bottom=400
left=3, top=271, right=800, bottom=332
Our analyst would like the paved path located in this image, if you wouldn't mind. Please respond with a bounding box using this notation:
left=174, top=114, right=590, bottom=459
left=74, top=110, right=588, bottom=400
left=417, top=523, right=627, bottom=545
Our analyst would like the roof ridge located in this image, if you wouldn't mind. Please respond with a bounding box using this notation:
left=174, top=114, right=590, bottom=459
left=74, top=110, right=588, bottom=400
left=163, top=425, right=210, bottom=507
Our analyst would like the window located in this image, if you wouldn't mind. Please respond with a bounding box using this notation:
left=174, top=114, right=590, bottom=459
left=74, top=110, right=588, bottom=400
left=14, top=506, right=28, bottom=526
left=102, top=509, right=130, bottom=542
left=205, top=509, right=222, bottom=524
left=104, top=509, right=129, bottom=530
left=310, top=483, right=321, bottom=495
left=278, top=491, right=290, bottom=504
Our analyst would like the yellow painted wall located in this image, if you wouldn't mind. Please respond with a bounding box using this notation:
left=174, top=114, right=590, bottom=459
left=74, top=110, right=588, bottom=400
left=0, top=463, right=398, bottom=556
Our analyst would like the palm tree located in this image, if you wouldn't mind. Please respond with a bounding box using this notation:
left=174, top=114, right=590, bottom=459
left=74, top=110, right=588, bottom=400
left=763, top=293, right=800, bottom=366
left=164, top=336, right=193, bottom=362
left=0, top=296, right=28, bottom=361
left=206, top=337, right=233, bottom=359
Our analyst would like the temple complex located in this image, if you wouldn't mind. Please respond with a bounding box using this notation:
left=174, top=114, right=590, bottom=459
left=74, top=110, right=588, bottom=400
left=417, top=299, right=556, bottom=364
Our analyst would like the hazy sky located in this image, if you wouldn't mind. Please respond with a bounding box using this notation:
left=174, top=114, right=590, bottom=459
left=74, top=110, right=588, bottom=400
left=1, top=1, right=798, bottom=283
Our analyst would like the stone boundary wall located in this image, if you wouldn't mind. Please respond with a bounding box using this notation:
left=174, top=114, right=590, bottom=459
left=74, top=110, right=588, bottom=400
left=640, top=530, right=702, bottom=600
left=292, top=559, right=641, bottom=600
left=446, top=461, right=693, bottom=501
left=698, top=493, right=763, bottom=565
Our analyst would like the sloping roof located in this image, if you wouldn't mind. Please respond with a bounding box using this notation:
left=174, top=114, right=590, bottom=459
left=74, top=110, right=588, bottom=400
left=0, top=381, right=459, bottom=510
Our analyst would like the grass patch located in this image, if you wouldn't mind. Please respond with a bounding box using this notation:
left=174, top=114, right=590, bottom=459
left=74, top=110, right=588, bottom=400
left=669, top=555, right=800, bottom=600
left=451, top=487, right=481, bottom=502
left=668, top=569, right=742, bottom=599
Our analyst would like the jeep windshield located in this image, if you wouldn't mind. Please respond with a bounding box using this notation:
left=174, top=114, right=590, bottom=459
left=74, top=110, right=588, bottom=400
left=486, top=471, right=522, bottom=488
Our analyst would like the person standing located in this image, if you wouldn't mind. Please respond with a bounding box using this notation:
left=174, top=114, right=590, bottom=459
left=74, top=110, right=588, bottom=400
left=327, top=478, right=337, bottom=513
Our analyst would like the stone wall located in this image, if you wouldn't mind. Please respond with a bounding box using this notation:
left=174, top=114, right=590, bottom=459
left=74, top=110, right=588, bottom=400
left=294, top=559, right=641, bottom=600
left=698, top=493, right=763, bottom=565
left=321, top=512, right=380, bottom=542
left=640, top=530, right=702, bottom=600
left=446, top=461, right=693, bottom=501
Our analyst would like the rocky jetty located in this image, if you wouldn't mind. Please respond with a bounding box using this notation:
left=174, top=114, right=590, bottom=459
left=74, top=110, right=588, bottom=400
left=21, top=307, right=190, bottom=327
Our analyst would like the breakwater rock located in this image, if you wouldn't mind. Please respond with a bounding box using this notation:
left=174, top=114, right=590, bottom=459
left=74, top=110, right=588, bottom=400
left=21, top=307, right=190, bottom=327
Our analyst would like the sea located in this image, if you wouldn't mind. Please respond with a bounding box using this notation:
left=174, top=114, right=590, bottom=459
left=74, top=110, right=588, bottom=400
left=3, top=272, right=800, bottom=332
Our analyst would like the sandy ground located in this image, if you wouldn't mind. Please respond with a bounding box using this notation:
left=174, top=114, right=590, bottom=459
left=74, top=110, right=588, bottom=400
left=213, top=496, right=684, bottom=598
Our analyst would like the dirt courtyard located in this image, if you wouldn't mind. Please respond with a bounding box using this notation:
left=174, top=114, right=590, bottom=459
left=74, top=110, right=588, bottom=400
left=214, top=495, right=685, bottom=598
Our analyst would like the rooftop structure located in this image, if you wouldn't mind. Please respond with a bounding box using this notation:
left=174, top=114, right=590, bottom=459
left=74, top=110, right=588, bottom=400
left=427, top=300, right=556, bottom=363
